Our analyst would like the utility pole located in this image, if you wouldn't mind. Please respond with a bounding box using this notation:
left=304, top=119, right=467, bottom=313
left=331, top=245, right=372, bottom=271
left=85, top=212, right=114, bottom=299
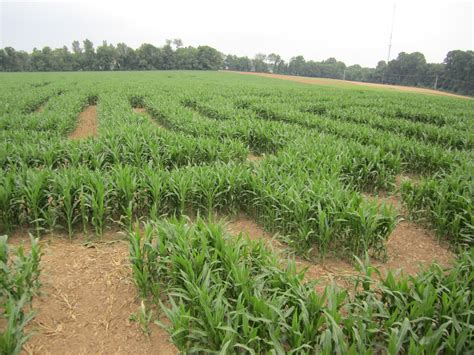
left=387, top=3, right=396, bottom=64
left=343, top=69, right=346, bottom=80
left=434, top=75, right=438, bottom=89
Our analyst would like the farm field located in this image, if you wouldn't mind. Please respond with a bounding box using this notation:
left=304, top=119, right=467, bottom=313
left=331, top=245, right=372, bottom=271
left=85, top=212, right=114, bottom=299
left=1, top=71, right=473, bottom=353
left=225, top=71, right=474, bottom=99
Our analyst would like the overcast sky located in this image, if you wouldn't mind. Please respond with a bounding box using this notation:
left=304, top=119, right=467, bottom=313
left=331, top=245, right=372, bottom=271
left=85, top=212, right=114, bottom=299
left=1, top=0, right=472, bottom=67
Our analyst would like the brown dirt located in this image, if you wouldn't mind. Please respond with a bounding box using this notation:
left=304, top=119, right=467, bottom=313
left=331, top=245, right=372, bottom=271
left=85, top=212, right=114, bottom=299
left=363, top=191, right=401, bottom=211
left=223, top=210, right=454, bottom=290
left=69, top=106, right=98, bottom=140
left=132, top=107, right=147, bottom=114
left=223, top=71, right=471, bottom=99
left=396, top=173, right=421, bottom=188
left=224, top=214, right=358, bottom=290
left=35, top=105, right=45, bottom=113
left=8, top=231, right=177, bottom=355
left=380, top=220, right=453, bottom=275
left=364, top=176, right=454, bottom=275
left=247, top=152, right=264, bottom=163
left=133, top=108, right=167, bottom=130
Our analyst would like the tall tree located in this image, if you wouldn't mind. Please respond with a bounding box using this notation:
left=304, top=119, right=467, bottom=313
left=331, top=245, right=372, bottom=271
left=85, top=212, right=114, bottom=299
left=196, top=46, right=223, bottom=70
left=96, top=41, right=117, bottom=71
left=116, top=43, right=138, bottom=70
left=267, top=53, right=282, bottom=73
left=82, top=39, right=96, bottom=71
left=442, top=50, right=474, bottom=93
left=253, top=53, right=268, bottom=72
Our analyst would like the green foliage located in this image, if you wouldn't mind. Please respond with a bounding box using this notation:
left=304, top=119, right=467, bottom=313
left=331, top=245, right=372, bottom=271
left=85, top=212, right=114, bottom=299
left=0, top=66, right=472, bottom=353
left=401, top=163, right=474, bottom=247
left=130, top=218, right=474, bottom=353
left=0, top=235, right=41, bottom=355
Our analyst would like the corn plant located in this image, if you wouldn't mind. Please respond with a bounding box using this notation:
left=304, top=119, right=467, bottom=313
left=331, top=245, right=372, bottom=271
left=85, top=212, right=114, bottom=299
left=129, top=218, right=473, bottom=353
left=84, top=171, right=108, bottom=237
left=129, top=301, right=153, bottom=336
left=167, top=171, right=194, bottom=216
left=0, top=171, right=15, bottom=233
left=129, top=223, right=161, bottom=301
left=401, top=164, right=473, bottom=247
left=0, top=235, right=41, bottom=355
left=142, top=167, right=167, bottom=221
left=54, top=169, right=80, bottom=238
left=111, top=165, right=139, bottom=231
left=16, top=169, right=49, bottom=237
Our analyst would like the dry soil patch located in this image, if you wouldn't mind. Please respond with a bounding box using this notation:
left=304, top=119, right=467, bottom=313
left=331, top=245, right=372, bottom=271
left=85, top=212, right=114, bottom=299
left=364, top=176, right=454, bottom=274
left=8, top=232, right=177, bottom=355
left=247, top=152, right=264, bottom=163
left=34, top=104, right=45, bottom=114
left=224, top=214, right=357, bottom=290
left=381, top=220, right=453, bottom=274
left=69, top=106, right=98, bottom=140
left=223, top=71, right=471, bottom=99
left=224, top=210, right=454, bottom=290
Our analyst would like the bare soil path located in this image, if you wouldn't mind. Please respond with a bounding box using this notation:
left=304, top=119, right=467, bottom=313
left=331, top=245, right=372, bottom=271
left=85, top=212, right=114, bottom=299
left=69, top=105, right=99, bottom=140
left=9, top=232, right=177, bottom=355
left=223, top=71, right=471, bottom=99
left=224, top=200, right=453, bottom=290
left=69, top=106, right=98, bottom=140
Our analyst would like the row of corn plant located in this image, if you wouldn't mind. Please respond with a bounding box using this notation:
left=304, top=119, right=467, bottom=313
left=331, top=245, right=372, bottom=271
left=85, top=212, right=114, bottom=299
left=0, top=158, right=396, bottom=259
left=302, top=104, right=472, bottom=150
left=130, top=217, right=474, bottom=353
left=143, top=93, right=288, bottom=155
left=237, top=99, right=471, bottom=174
left=0, top=89, right=87, bottom=135
left=1, top=126, right=248, bottom=171
left=238, top=83, right=472, bottom=130
left=401, top=162, right=474, bottom=247
left=0, top=235, right=41, bottom=355
left=0, top=81, right=63, bottom=116
left=0, top=94, right=248, bottom=171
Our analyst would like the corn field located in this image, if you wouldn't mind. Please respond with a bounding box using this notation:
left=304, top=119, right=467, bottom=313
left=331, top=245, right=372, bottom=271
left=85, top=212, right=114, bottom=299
left=0, top=71, right=472, bottom=352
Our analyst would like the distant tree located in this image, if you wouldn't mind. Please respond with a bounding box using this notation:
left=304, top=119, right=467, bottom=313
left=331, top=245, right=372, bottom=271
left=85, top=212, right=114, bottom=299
left=82, top=39, right=96, bottom=71
left=385, top=52, right=427, bottom=85
left=160, top=42, right=175, bottom=69
left=1, top=47, right=29, bottom=71
left=344, top=64, right=374, bottom=82
left=196, top=46, right=223, bottom=70
left=116, top=43, right=138, bottom=70
left=0, top=50, right=5, bottom=71
left=225, top=55, right=252, bottom=71
left=96, top=41, right=117, bottom=71
left=72, top=41, right=82, bottom=54
left=253, top=53, right=268, bottom=72
left=71, top=40, right=83, bottom=70
left=51, top=46, right=73, bottom=71
left=175, top=46, right=198, bottom=69
left=136, top=43, right=159, bottom=69
left=288, top=56, right=305, bottom=75
left=1, top=39, right=472, bottom=95
left=441, top=50, right=474, bottom=94
left=275, top=59, right=288, bottom=74
left=30, top=47, right=53, bottom=71
left=267, top=53, right=282, bottom=73
left=173, top=39, right=183, bottom=49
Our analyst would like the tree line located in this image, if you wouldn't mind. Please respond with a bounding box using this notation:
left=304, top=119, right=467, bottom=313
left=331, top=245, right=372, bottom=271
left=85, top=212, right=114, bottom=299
left=1, top=39, right=472, bottom=95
